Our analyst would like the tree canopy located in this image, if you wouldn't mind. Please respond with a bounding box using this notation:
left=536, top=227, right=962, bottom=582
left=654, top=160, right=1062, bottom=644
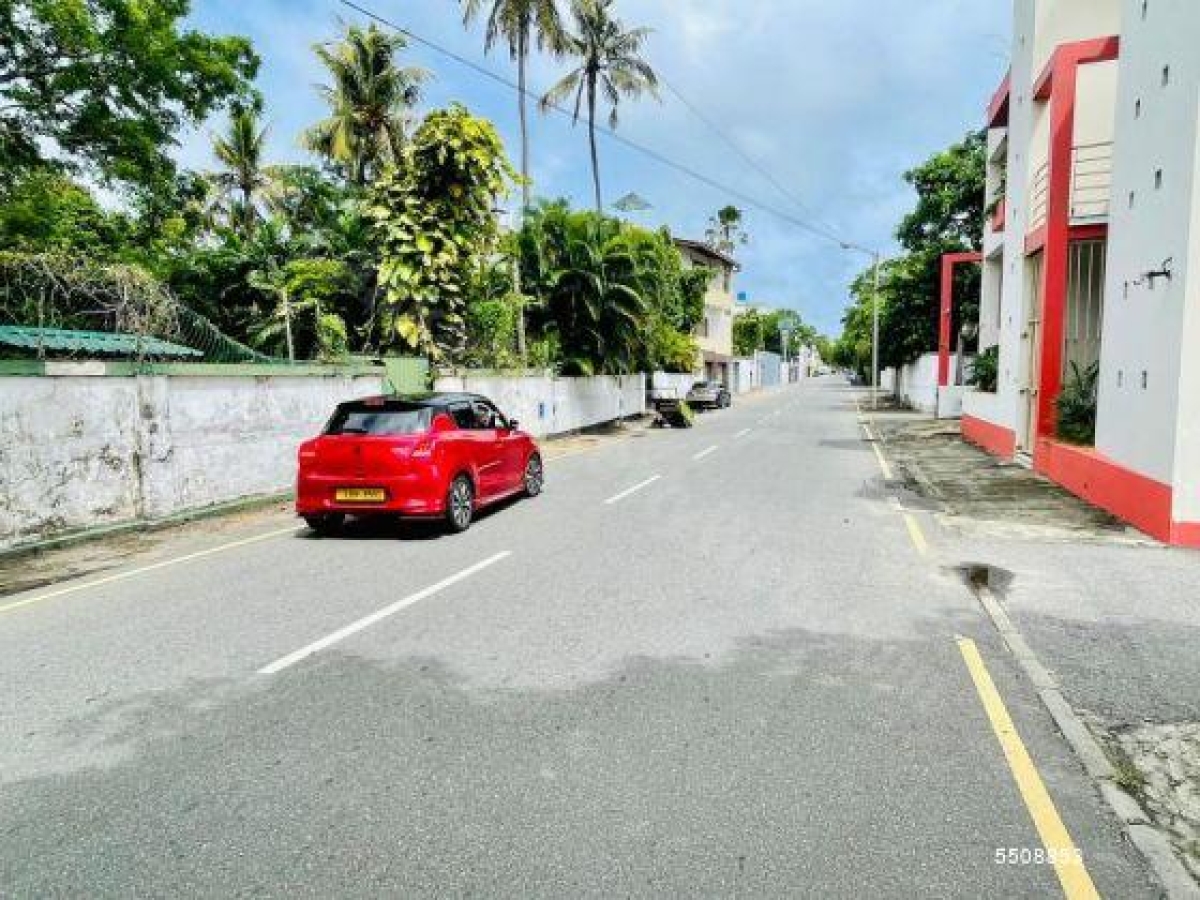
left=1, top=0, right=258, bottom=194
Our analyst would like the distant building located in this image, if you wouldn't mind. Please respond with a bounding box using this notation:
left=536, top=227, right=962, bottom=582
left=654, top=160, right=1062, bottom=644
left=674, top=238, right=740, bottom=385
left=961, top=0, right=1200, bottom=546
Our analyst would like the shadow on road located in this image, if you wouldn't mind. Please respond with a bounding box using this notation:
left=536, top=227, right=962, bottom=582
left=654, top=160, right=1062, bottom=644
left=0, top=617, right=1155, bottom=898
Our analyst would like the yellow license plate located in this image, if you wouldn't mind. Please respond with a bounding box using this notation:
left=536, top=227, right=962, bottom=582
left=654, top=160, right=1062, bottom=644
left=335, top=488, right=387, bottom=503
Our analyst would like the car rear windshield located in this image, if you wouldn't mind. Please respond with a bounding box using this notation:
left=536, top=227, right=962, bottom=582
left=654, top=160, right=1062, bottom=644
left=325, top=402, right=432, bottom=436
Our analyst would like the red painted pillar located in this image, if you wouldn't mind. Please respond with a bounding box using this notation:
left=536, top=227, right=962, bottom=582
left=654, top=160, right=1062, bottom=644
left=1037, top=57, right=1078, bottom=443
left=938, top=252, right=982, bottom=388
left=938, top=256, right=955, bottom=387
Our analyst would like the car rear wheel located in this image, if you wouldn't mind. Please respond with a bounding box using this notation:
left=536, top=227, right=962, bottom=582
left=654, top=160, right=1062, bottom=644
left=523, top=454, right=544, bottom=498
left=445, top=475, right=475, bottom=533
left=304, top=513, right=344, bottom=536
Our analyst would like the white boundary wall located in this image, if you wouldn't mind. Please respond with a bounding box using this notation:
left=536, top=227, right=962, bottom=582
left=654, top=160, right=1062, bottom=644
left=882, top=353, right=974, bottom=416
left=0, top=372, right=385, bottom=551
left=433, top=373, right=646, bottom=439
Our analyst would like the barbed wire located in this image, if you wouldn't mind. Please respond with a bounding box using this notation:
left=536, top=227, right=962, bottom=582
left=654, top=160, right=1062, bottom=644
left=0, top=253, right=280, bottom=364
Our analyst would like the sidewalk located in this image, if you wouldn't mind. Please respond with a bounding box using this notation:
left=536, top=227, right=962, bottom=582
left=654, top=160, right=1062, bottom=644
left=871, top=406, right=1200, bottom=888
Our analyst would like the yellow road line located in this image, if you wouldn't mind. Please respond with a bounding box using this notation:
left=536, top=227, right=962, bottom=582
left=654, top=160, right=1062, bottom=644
left=0, top=526, right=298, bottom=616
left=871, top=439, right=895, bottom=480
left=903, top=513, right=929, bottom=557
left=956, top=638, right=1100, bottom=900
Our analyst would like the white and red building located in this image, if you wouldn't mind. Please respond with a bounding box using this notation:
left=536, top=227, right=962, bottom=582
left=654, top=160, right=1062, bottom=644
left=959, top=0, right=1200, bottom=547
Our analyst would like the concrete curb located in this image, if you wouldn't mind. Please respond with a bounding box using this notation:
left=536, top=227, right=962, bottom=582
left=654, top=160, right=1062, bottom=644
left=974, top=583, right=1200, bottom=899
left=860, top=393, right=1199, bottom=897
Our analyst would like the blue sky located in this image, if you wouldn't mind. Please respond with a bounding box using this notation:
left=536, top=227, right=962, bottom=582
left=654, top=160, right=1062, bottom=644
left=181, top=0, right=1011, bottom=336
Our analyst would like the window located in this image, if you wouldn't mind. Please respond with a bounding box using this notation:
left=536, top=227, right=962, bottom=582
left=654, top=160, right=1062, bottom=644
left=447, top=403, right=475, bottom=430
left=722, top=268, right=732, bottom=293
left=1135, top=99, right=1142, bottom=118
left=1155, top=169, right=1164, bottom=189
left=325, top=402, right=432, bottom=436
left=1163, top=65, right=1171, bottom=87
left=470, top=400, right=507, bottom=430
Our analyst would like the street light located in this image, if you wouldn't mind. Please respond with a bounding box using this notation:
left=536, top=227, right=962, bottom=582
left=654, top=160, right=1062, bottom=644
left=840, top=242, right=883, bottom=410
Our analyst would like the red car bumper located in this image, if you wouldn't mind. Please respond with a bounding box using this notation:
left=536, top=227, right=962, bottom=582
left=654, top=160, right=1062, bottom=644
left=296, top=469, right=449, bottom=518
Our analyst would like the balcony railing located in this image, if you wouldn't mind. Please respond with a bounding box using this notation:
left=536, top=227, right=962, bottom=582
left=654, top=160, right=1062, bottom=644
left=1027, top=142, right=1114, bottom=234
left=1071, top=141, right=1113, bottom=221
left=1029, top=163, right=1050, bottom=231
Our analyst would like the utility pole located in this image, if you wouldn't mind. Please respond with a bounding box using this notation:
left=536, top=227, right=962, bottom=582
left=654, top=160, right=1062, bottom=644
left=841, top=242, right=885, bottom=410
left=871, top=251, right=881, bottom=410
left=283, top=287, right=295, bottom=364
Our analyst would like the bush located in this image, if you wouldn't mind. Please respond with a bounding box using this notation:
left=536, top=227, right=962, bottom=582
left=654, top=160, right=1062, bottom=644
left=1056, top=361, right=1099, bottom=445
left=969, top=345, right=999, bottom=393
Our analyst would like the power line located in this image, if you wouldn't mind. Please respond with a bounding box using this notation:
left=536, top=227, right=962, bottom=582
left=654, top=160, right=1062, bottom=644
left=657, top=77, right=848, bottom=246
left=336, top=0, right=859, bottom=252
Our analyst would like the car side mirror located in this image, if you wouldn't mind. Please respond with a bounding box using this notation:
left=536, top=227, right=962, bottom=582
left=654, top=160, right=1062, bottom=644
left=431, top=413, right=456, bottom=433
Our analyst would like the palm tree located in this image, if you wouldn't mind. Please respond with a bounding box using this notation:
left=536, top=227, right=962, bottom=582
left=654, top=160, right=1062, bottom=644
left=304, top=24, right=429, bottom=187
left=460, top=0, right=565, bottom=212
left=541, top=0, right=658, bottom=212
left=211, top=106, right=271, bottom=236
left=706, top=205, right=748, bottom=253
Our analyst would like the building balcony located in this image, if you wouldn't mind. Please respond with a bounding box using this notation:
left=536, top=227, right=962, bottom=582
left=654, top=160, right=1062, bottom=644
left=1028, top=142, right=1113, bottom=233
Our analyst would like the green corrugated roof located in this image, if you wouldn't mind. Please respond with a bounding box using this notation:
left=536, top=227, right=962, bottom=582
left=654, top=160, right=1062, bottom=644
left=0, top=326, right=203, bottom=359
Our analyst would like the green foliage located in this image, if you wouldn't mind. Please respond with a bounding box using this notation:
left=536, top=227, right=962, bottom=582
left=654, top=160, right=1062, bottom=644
left=0, top=0, right=258, bottom=194
left=896, top=130, right=987, bottom=253
left=303, top=24, right=429, bottom=187
left=1056, top=361, right=1099, bottom=445
left=650, top=320, right=698, bottom=373
left=838, top=131, right=986, bottom=375
left=211, top=106, right=271, bottom=236
left=370, top=104, right=517, bottom=360
left=969, top=345, right=999, bottom=393
left=463, top=256, right=521, bottom=368
left=516, top=200, right=700, bottom=375
left=250, top=258, right=353, bottom=361
left=0, top=169, right=131, bottom=256
left=734, top=307, right=819, bottom=357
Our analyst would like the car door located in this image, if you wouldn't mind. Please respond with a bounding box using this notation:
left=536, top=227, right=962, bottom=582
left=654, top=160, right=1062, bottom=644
left=485, top=401, right=526, bottom=492
left=468, top=399, right=506, bottom=499
left=444, top=401, right=480, bottom=491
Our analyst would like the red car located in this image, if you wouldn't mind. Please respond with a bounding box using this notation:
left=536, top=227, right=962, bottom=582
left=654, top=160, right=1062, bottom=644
left=296, top=393, right=543, bottom=534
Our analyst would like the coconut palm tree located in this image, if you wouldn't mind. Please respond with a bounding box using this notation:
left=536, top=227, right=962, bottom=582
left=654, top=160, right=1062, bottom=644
left=460, top=0, right=565, bottom=212
left=304, top=24, right=429, bottom=187
left=211, top=106, right=271, bottom=236
left=540, top=0, right=658, bottom=212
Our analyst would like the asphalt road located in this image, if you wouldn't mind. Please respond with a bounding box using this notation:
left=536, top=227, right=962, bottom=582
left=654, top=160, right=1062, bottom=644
left=0, top=380, right=1159, bottom=898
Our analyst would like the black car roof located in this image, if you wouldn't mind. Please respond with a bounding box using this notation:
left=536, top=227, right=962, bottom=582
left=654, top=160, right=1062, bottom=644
left=343, top=392, right=488, bottom=409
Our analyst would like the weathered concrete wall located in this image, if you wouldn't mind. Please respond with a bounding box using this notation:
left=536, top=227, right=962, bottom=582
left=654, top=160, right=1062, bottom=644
left=432, top=373, right=646, bottom=439
left=0, top=373, right=384, bottom=551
